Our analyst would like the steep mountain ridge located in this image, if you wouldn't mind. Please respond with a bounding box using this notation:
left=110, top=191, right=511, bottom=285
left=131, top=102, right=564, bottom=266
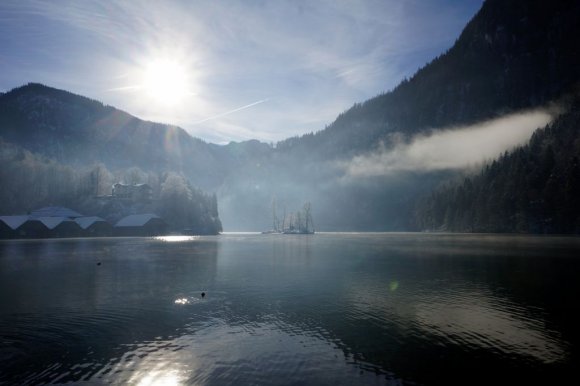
left=278, top=0, right=580, bottom=159
left=415, top=94, right=580, bottom=233
left=0, top=83, right=245, bottom=190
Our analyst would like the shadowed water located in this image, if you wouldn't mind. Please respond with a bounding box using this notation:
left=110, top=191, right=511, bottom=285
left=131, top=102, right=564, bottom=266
left=1, top=233, right=579, bottom=385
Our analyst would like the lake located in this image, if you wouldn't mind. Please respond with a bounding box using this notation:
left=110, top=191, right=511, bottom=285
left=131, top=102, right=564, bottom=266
left=1, top=233, right=579, bottom=385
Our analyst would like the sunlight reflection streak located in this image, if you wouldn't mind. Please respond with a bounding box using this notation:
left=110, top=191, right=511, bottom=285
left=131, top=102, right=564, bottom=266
left=154, top=236, right=198, bottom=242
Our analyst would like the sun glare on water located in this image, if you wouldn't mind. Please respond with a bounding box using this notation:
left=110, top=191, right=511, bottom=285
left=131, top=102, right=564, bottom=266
left=142, top=59, right=192, bottom=106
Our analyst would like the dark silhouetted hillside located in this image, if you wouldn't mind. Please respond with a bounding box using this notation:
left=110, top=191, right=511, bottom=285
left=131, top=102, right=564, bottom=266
left=415, top=94, right=580, bottom=233
left=0, top=83, right=231, bottom=189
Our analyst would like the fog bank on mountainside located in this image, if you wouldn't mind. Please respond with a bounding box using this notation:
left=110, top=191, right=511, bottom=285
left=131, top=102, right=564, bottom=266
left=344, top=109, right=554, bottom=177
left=415, top=97, right=580, bottom=234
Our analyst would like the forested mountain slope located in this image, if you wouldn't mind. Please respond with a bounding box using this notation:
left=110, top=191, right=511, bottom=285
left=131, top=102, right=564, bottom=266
left=278, top=0, right=580, bottom=160
left=0, top=83, right=234, bottom=190
left=415, top=95, right=580, bottom=233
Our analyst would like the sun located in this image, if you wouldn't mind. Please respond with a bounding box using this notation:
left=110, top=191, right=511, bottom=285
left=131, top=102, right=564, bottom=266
left=142, top=58, right=192, bottom=106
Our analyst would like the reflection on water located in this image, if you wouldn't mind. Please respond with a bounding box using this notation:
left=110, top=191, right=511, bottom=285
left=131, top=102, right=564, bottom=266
left=155, top=236, right=200, bottom=243
left=415, top=288, right=567, bottom=363
left=1, top=234, right=579, bottom=385
left=134, top=368, right=183, bottom=386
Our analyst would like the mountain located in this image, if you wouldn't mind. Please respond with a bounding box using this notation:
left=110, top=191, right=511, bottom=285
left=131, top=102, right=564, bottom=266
left=2, top=0, right=580, bottom=232
left=0, top=83, right=237, bottom=190
left=223, top=0, right=580, bottom=231
left=415, top=94, right=580, bottom=233
left=278, top=0, right=580, bottom=160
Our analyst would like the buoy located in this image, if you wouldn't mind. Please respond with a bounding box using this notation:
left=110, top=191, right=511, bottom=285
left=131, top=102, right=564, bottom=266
left=201, top=292, right=206, bottom=298
left=97, top=262, right=102, bottom=266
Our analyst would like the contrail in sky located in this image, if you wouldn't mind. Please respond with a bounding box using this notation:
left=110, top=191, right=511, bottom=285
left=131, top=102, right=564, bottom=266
left=193, top=99, right=270, bottom=124
left=105, top=85, right=141, bottom=92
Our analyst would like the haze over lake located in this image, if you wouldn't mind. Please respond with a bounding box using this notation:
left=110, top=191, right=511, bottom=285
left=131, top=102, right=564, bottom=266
left=1, top=234, right=578, bottom=385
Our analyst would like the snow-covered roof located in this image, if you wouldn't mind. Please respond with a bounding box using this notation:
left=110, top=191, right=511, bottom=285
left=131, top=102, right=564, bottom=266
left=30, top=206, right=83, bottom=218
left=0, top=215, right=30, bottom=230
left=75, top=216, right=108, bottom=229
left=115, top=214, right=161, bottom=227
left=35, top=217, right=78, bottom=230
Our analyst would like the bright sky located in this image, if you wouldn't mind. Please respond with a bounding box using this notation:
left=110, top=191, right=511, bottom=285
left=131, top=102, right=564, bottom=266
left=0, top=0, right=483, bottom=144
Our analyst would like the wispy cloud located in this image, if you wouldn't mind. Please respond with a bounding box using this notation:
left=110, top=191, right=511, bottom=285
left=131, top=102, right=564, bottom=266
left=0, top=0, right=484, bottom=142
left=344, top=109, right=555, bottom=177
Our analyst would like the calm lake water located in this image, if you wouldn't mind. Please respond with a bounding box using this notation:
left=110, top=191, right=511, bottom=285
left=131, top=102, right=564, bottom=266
left=1, top=233, right=579, bottom=385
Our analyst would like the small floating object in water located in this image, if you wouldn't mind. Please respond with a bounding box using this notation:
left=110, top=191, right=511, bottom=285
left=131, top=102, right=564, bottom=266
left=201, top=292, right=206, bottom=298
left=96, top=262, right=101, bottom=266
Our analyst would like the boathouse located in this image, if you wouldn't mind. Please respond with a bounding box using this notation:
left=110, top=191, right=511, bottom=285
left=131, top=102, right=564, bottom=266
left=0, top=218, right=10, bottom=239
left=0, top=216, right=30, bottom=239
left=16, top=218, right=50, bottom=239
left=36, top=217, right=83, bottom=238
left=1, top=208, right=104, bottom=239
left=114, top=214, right=168, bottom=236
left=75, top=216, right=112, bottom=237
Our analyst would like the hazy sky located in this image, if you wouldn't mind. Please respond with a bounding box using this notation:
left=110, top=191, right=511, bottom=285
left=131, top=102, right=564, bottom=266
left=0, top=0, right=483, bottom=144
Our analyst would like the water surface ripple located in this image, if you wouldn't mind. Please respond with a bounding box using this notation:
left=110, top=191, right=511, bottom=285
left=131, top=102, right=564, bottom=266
left=1, top=233, right=579, bottom=385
